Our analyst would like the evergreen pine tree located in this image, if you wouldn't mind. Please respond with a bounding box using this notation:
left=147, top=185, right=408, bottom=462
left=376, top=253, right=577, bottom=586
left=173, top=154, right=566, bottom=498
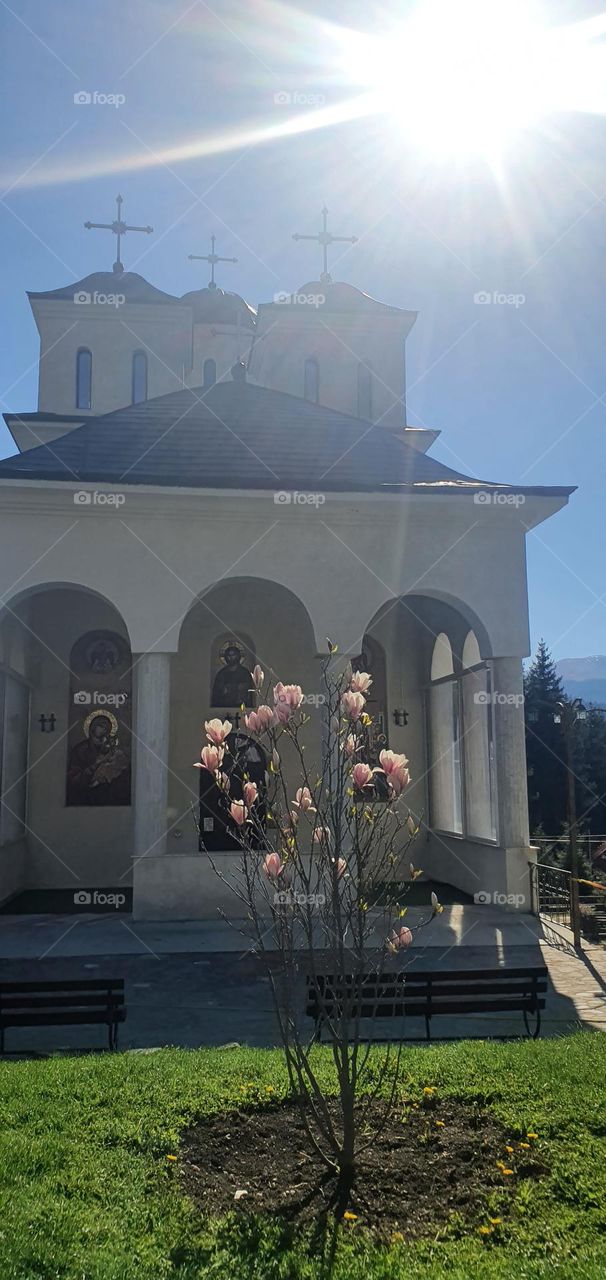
left=524, top=639, right=567, bottom=839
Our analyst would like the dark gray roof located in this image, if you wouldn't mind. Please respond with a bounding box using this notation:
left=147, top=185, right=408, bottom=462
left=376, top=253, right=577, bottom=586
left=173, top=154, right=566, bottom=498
left=0, top=382, right=575, bottom=497
left=28, top=271, right=186, bottom=306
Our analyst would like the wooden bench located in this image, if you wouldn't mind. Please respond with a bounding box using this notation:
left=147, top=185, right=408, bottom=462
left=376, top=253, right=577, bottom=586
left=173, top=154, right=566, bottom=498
left=0, top=979, right=126, bottom=1053
left=306, top=966, right=548, bottom=1041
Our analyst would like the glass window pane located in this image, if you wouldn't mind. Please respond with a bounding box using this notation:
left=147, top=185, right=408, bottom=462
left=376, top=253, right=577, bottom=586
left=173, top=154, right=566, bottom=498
left=304, top=358, right=319, bottom=403
left=203, top=359, right=216, bottom=390
left=76, top=349, right=92, bottom=409
left=462, top=666, right=496, bottom=840
left=429, top=678, right=463, bottom=834
left=357, top=363, right=372, bottom=419
left=132, top=352, right=147, bottom=404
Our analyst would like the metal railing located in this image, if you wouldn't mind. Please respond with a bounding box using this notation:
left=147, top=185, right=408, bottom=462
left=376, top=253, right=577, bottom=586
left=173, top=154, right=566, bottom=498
left=529, top=859, right=606, bottom=947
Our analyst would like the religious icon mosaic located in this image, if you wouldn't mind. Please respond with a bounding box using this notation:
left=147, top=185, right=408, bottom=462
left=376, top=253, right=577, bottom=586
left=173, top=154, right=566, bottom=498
left=66, top=630, right=132, bottom=806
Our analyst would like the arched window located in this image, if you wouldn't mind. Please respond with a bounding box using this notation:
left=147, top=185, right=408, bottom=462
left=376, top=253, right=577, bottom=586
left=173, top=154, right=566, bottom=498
left=131, top=351, right=147, bottom=404
left=203, top=358, right=217, bottom=391
left=428, top=633, right=463, bottom=834
left=76, top=348, right=92, bottom=410
left=357, top=362, right=373, bottom=419
left=461, top=630, right=496, bottom=840
left=304, top=358, right=319, bottom=403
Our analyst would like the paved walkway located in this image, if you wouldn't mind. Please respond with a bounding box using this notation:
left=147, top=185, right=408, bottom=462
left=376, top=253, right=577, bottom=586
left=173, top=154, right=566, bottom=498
left=0, top=908, right=603, bottom=1055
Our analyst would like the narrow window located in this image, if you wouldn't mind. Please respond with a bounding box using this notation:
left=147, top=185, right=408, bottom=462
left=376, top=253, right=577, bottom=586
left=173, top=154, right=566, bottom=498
left=428, top=633, right=463, bottom=835
left=132, top=351, right=148, bottom=404
left=203, top=359, right=217, bottom=390
left=304, top=358, right=319, bottom=403
left=357, top=362, right=373, bottom=419
left=76, top=348, right=92, bottom=410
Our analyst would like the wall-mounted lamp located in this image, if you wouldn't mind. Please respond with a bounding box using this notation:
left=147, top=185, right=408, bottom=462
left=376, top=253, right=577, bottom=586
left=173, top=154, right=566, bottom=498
left=393, top=708, right=409, bottom=727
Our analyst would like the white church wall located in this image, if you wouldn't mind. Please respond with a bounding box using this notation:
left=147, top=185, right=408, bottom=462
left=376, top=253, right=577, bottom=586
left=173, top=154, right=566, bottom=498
left=188, top=323, right=254, bottom=390
left=249, top=305, right=414, bottom=427
left=0, top=489, right=538, bottom=662
left=31, top=300, right=193, bottom=416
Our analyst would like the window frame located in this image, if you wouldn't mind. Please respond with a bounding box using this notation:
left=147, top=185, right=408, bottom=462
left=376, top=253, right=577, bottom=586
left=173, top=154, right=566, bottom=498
left=304, top=357, right=319, bottom=403
left=75, top=347, right=92, bottom=410
left=131, top=350, right=148, bottom=405
left=426, top=658, right=499, bottom=845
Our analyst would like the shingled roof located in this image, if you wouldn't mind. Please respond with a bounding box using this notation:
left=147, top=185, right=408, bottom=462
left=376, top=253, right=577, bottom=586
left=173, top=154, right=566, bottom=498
left=0, top=381, right=574, bottom=497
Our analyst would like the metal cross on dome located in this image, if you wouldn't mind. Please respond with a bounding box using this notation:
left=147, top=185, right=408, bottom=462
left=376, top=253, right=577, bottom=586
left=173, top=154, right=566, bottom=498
left=188, top=234, right=238, bottom=291
left=292, top=206, right=358, bottom=283
left=84, top=195, right=153, bottom=274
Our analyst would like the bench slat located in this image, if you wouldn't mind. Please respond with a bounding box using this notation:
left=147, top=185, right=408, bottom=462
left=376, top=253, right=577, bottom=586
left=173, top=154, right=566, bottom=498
left=2, top=1011, right=127, bottom=1028
left=0, top=980, right=124, bottom=993
left=1, top=995, right=125, bottom=1011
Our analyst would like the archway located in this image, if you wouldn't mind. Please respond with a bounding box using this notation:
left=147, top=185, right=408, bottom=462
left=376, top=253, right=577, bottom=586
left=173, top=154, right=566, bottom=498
left=0, top=583, right=133, bottom=907
left=169, top=577, right=318, bottom=854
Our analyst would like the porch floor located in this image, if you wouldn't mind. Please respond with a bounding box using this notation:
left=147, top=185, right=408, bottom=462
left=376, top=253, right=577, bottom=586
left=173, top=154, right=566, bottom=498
left=0, top=907, right=604, bottom=1055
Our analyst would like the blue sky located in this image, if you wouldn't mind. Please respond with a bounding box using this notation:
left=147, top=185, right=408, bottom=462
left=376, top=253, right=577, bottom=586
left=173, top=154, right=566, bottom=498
left=1, top=0, right=605, bottom=661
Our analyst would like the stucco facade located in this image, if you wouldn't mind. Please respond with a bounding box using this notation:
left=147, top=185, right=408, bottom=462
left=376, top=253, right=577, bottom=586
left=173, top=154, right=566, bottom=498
left=0, top=262, right=574, bottom=919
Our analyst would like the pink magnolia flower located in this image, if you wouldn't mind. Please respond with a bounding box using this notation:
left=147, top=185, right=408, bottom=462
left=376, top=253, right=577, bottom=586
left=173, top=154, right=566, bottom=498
left=198, top=744, right=224, bottom=773
left=252, top=664, right=264, bottom=690
left=351, top=761, right=374, bottom=790
left=273, top=682, right=304, bottom=711
left=379, top=749, right=410, bottom=795
left=386, top=925, right=413, bottom=954
left=341, top=690, right=366, bottom=721
left=313, top=826, right=331, bottom=845
left=335, top=857, right=347, bottom=879
left=293, top=786, right=315, bottom=813
left=274, top=700, right=294, bottom=725
left=243, top=781, right=258, bottom=808
left=205, top=718, right=232, bottom=746
left=262, top=851, right=283, bottom=879
left=343, top=734, right=360, bottom=758
left=350, top=670, right=372, bottom=694
left=230, top=800, right=247, bottom=827
left=245, top=705, right=275, bottom=733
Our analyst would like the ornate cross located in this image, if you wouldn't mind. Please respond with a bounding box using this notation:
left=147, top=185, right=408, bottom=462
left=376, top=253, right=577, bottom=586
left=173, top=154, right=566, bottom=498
left=188, top=234, right=238, bottom=291
left=292, top=206, right=358, bottom=283
left=84, top=194, right=153, bottom=274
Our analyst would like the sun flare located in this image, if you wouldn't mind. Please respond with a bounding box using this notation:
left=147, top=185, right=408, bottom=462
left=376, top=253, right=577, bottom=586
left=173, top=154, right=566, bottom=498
left=338, top=0, right=606, bottom=162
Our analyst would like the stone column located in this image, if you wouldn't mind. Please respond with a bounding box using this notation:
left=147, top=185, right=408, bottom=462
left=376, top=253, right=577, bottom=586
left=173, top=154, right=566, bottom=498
left=492, top=656, right=533, bottom=905
left=132, top=652, right=171, bottom=861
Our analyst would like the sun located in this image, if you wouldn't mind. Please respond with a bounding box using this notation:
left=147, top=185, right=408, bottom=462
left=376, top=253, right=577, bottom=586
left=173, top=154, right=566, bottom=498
left=338, top=0, right=606, bottom=164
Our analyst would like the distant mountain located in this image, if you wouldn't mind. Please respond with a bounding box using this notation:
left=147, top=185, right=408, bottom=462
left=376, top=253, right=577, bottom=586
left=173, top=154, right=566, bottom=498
left=555, top=656, right=606, bottom=709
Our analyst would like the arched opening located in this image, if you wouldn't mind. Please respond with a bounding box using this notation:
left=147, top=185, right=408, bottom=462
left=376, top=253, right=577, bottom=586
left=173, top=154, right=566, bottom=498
left=203, top=358, right=217, bottom=391
left=76, top=348, right=92, bottom=410
left=304, top=357, right=319, bottom=403
left=172, top=577, right=318, bottom=854
left=0, top=585, right=133, bottom=902
left=357, top=361, right=373, bottom=419
left=131, top=350, right=148, bottom=404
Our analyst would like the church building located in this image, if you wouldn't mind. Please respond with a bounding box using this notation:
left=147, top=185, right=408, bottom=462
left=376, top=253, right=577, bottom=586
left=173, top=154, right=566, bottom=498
left=0, top=201, right=574, bottom=919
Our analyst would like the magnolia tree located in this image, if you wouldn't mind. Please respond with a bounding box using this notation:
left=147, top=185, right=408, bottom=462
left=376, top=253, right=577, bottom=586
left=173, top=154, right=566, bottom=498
left=195, top=646, right=442, bottom=1195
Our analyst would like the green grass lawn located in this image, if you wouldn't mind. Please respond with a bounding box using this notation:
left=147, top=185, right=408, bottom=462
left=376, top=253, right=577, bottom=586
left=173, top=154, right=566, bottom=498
left=1, top=1033, right=605, bottom=1279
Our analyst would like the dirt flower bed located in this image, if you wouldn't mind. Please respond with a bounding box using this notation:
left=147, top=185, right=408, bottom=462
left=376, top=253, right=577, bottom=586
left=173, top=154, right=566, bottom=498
left=180, top=1095, right=547, bottom=1239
